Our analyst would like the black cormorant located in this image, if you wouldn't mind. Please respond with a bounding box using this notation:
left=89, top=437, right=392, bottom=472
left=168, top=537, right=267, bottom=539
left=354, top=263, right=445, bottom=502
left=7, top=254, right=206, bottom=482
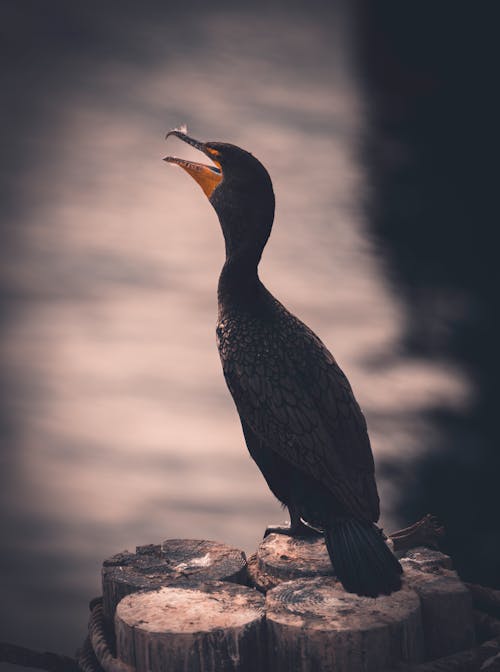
left=164, top=129, right=402, bottom=597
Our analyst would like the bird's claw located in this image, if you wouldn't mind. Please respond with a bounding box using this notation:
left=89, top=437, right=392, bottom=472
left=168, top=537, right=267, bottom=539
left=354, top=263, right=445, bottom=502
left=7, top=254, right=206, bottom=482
left=264, top=521, right=323, bottom=539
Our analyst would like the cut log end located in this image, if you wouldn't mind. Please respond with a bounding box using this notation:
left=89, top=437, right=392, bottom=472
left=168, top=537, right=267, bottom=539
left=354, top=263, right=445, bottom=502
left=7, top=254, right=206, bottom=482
left=97, top=530, right=477, bottom=672
left=115, top=582, right=266, bottom=672
left=249, top=533, right=333, bottom=592
left=250, top=535, right=455, bottom=595
left=266, top=577, right=424, bottom=672
left=102, top=539, right=247, bottom=619
left=402, top=559, right=476, bottom=659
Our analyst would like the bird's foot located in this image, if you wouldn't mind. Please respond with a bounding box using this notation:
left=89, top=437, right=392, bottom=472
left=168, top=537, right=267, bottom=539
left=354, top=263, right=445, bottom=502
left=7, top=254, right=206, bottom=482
left=264, top=520, right=323, bottom=539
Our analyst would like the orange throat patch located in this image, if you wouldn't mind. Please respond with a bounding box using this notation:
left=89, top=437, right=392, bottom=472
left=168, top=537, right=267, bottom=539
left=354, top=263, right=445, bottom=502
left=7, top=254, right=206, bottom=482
left=165, top=157, right=222, bottom=198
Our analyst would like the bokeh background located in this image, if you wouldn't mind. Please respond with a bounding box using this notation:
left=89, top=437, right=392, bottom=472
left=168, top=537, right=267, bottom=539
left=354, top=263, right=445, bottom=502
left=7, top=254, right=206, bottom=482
left=1, top=0, right=498, bottom=666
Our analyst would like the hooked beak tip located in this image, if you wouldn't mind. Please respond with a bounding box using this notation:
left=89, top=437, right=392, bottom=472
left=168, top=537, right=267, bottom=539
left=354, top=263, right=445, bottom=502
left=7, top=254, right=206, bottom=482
left=165, top=128, right=206, bottom=153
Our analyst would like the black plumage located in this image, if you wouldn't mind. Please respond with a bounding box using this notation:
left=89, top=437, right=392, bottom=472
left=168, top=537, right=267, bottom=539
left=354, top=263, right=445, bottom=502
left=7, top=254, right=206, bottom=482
left=164, top=130, right=402, bottom=597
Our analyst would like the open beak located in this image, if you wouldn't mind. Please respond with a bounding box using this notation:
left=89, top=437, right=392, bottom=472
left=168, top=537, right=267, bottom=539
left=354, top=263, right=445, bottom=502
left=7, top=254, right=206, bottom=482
left=163, top=129, right=222, bottom=199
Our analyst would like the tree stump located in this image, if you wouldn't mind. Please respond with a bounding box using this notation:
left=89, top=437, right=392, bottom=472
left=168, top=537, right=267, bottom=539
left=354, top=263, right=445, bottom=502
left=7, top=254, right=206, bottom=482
left=115, top=581, right=266, bottom=672
left=402, top=559, right=475, bottom=660
left=94, top=528, right=475, bottom=671
left=248, top=533, right=333, bottom=592
left=102, top=539, right=247, bottom=619
left=265, top=577, right=424, bottom=672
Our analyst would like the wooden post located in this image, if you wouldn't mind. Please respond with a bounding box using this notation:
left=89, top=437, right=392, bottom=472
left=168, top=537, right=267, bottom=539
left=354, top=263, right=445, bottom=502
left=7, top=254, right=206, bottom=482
left=265, top=577, right=424, bottom=672
left=102, top=539, right=247, bottom=619
left=90, top=527, right=477, bottom=672
left=402, top=558, right=475, bottom=660
left=248, top=533, right=333, bottom=592
left=258, top=533, right=333, bottom=580
left=115, top=581, right=266, bottom=672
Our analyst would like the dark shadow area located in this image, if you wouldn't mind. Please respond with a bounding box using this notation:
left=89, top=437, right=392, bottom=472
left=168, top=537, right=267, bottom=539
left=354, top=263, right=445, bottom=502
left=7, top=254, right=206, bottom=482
left=355, top=2, right=500, bottom=587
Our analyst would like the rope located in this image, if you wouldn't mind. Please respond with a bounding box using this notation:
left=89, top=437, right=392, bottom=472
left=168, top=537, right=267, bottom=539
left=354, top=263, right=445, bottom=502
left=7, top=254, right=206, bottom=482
left=87, top=600, right=134, bottom=672
left=77, top=638, right=103, bottom=672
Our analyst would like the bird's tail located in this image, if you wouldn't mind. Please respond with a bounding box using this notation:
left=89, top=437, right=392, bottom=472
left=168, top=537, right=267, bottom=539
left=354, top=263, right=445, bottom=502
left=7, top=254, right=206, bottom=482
left=325, top=518, right=403, bottom=597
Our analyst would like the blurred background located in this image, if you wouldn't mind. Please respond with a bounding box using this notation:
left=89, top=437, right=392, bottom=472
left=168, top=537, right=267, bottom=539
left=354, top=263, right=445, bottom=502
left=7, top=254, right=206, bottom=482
left=0, top=0, right=498, bottom=666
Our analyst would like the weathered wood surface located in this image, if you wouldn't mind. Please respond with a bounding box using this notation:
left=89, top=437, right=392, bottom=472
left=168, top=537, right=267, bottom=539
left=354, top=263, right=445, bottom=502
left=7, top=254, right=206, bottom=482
left=249, top=533, right=333, bottom=591
left=102, top=538, right=247, bottom=618
left=115, top=581, right=266, bottom=672
left=96, top=532, right=479, bottom=672
left=249, top=532, right=402, bottom=594
left=402, top=558, right=475, bottom=660
left=249, top=539, right=476, bottom=669
left=265, top=576, right=424, bottom=672
left=249, top=532, right=455, bottom=590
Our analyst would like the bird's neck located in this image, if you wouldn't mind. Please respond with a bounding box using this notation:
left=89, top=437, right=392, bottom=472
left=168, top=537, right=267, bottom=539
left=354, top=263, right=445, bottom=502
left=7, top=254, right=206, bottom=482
left=217, top=246, right=263, bottom=311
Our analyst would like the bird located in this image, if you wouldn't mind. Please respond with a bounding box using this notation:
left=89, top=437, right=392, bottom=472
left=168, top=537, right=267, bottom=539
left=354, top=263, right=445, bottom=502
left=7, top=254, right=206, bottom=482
left=163, top=128, right=403, bottom=597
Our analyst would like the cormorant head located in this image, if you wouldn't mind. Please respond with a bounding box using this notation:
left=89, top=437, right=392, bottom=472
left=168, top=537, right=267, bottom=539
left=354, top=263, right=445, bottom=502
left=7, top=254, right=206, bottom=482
left=164, top=129, right=275, bottom=262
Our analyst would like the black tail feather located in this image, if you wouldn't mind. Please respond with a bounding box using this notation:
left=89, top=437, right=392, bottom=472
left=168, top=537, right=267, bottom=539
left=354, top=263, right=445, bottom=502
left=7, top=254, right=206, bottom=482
left=325, top=518, right=403, bottom=597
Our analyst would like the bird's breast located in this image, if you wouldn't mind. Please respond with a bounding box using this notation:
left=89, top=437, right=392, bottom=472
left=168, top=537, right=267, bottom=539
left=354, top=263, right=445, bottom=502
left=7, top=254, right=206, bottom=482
left=217, top=312, right=272, bottom=363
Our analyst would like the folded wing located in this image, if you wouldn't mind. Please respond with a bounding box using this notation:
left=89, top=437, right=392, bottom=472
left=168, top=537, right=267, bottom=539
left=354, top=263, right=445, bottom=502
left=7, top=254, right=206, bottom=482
left=220, top=315, right=380, bottom=523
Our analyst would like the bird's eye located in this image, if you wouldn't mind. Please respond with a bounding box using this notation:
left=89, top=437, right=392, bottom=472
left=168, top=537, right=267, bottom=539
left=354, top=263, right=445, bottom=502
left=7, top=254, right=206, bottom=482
left=206, top=147, right=221, bottom=159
